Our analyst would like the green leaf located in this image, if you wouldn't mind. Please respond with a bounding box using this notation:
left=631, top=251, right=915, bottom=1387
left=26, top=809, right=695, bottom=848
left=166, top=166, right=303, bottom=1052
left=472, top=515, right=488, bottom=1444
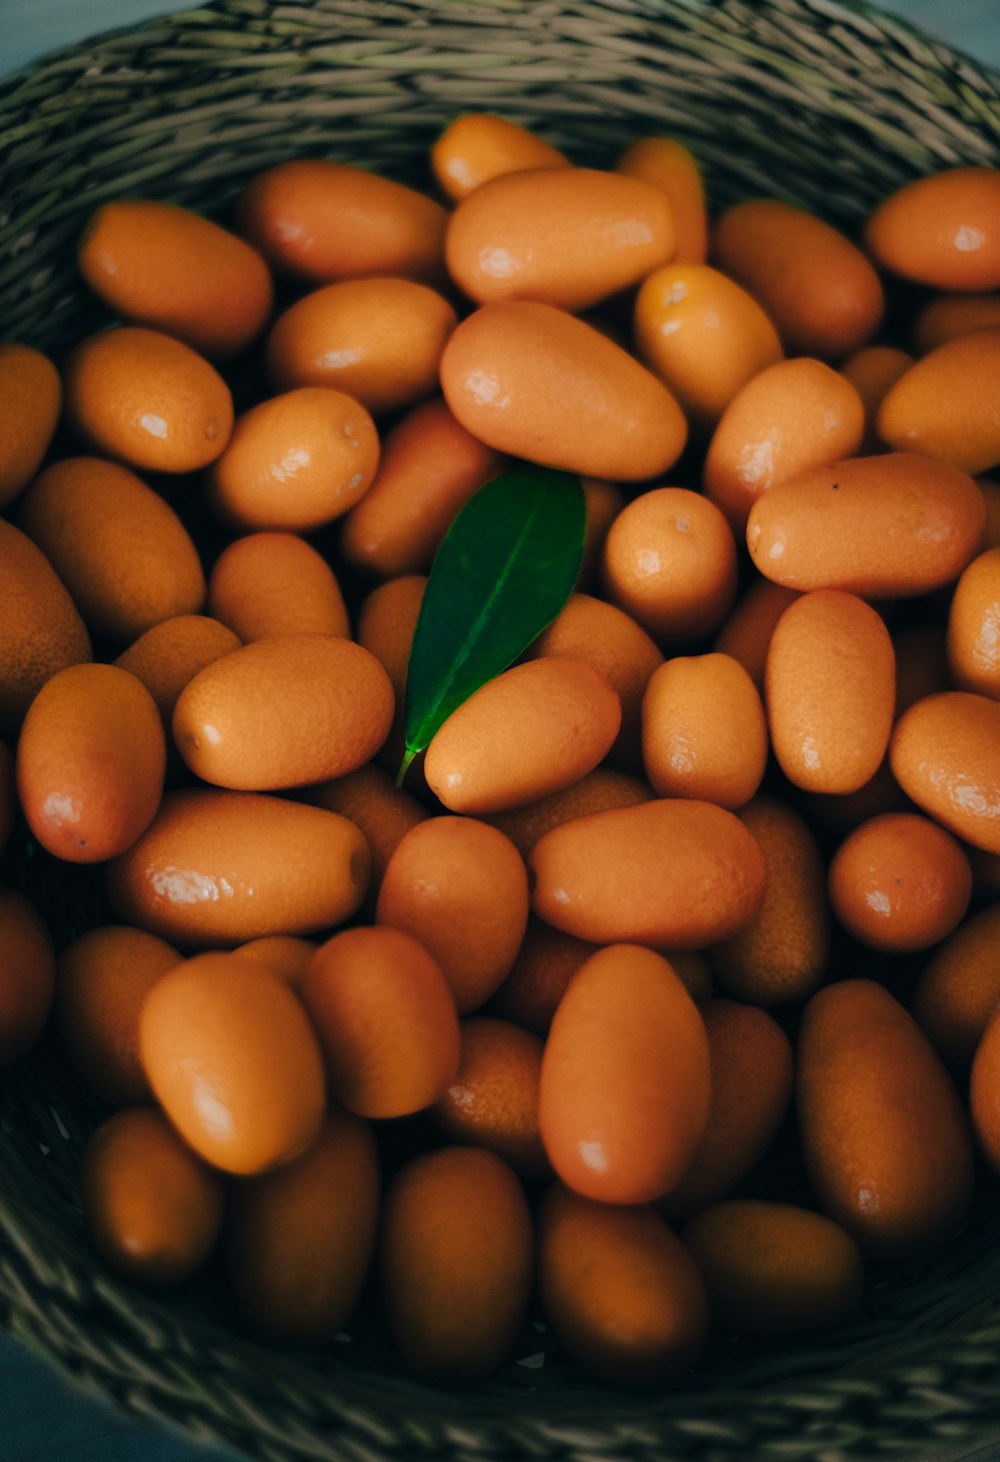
left=398, top=467, right=586, bottom=786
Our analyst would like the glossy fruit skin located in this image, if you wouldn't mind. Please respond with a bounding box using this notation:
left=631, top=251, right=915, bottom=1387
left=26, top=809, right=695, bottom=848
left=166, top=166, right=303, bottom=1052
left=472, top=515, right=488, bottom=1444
left=107, top=788, right=370, bottom=945
left=302, top=926, right=460, bottom=1119
left=642, top=652, right=767, bottom=809
left=17, top=663, right=165, bottom=864
left=226, top=1107, right=379, bottom=1344
left=63, top=326, right=233, bottom=474
left=538, top=1184, right=708, bottom=1384
left=431, top=1017, right=550, bottom=1180
left=660, top=1001, right=792, bottom=1222
left=115, top=615, right=242, bottom=729
left=484, top=768, right=651, bottom=861
left=237, top=159, right=448, bottom=285
left=55, top=925, right=179, bottom=1107
left=432, top=114, right=570, bottom=202
left=912, top=905, right=1000, bottom=1069
left=797, top=979, right=973, bottom=1259
left=948, top=547, right=1000, bottom=697
left=765, top=590, right=894, bottom=794
left=208, top=388, right=379, bottom=532
left=173, top=633, right=394, bottom=791
left=446, top=167, right=675, bottom=311
left=616, top=136, right=708, bottom=264
left=440, top=301, right=687, bottom=481
left=540, top=944, right=710, bottom=1203
left=299, top=764, right=427, bottom=904
left=340, top=397, right=502, bottom=580
left=231, top=935, right=316, bottom=991
left=531, top=798, right=766, bottom=947
left=747, top=453, right=986, bottom=597
left=839, top=344, right=913, bottom=453
left=713, top=200, right=884, bottom=359
left=890, top=692, right=1000, bottom=854
left=704, top=357, right=864, bottom=532
left=380, top=1147, right=533, bottom=1379
left=970, top=1008, right=1000, bottom=1172
left=424, top=657, right=621, bottom=815
left=0, top=519, right=91, bottom=734
left=913, top=294, right=1000, bottom=354
left=0, top=890, right=55, bottom=1067
left=140, top=952, right=326, bottom=1175
left=488, top=917, right=600, bottom=1035
left=578, top=478, right=626, bottom=590
left=829, top=812, right=972, bottom=954
left=710, top=796, right=829, bottom=1006
left=207, top=533, right=348, bottom=644
left=0, top=343, right=61, bottom=507
left=634, top=263, right=783, bottom=428
left=266, top=278, right=456, bottom=416
left=713, top=580, right=800, bottom=691
left=79, top=200, right=273, bottom=359
left=683, top=1200, right=864, bottom=1337
left=81, top=1108, right=224, bottom=1284
left=865, top=167, right=1000, bottom=291
left=601, top=486, right=738, bottom=645
left=18, top=457, right=206, bottom=643
left=376, top=816, right=528, bottom=1014
left=877, top=328, right=1000, bottom=475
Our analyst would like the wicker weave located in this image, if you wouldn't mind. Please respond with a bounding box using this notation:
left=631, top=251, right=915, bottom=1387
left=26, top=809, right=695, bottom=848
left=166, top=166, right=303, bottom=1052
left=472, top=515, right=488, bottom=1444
left=2, top=2, right=1000, bottom=1458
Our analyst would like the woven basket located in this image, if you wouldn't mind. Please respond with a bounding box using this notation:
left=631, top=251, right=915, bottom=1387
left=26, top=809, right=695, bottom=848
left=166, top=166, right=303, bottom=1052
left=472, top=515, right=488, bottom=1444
left=3, top=1, right=1000, bottom=1458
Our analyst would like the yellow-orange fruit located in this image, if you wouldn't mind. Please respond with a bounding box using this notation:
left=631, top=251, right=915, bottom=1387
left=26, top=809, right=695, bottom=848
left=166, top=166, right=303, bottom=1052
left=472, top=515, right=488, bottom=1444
left=266, top=279, right=456, bottom=416
left=642, top=652, right=767, bottom=809
left=0, top=519, right=91, bottom=733
left=425, top=657, right=621, bottom=815
left=538, top=1184, right=708, bottom=1383
left=913, top=294, right=1000, bottom=355
left=839, top=344, right=914, bottom=453
left=970, top=1007, right=1000, bottom=1171
left=431, top=114, right=570, bottom=202
left=865, top=168, right=1000, bottom=291
left=440, top=301, right=687, bottom=481
left=115, top=615, right=242, bottom=730
left=18, top=457, right=205, bottom=643
left=829, top=812, right=972, bottom=953
left=299, top=764, right=427, bottom=900
left=797, top=978, right=973, bottom=1258
left=446, top=167, right=675, bottom=311
left=578, top=477, right=626, bottom=590
left=601, top=487, right=738, bottom=645
left=912, top=905, right=1000, bottom=1069
left=713, top=580, right=800, bottom=691
left=488, top=917, right=601, bottom=1035
left=380, top=1147, right=532, bottom=1378
left=0, top=343, right=61, bottom=507
left=541, top=944, right=709, bottom=1203
left=140, top=952, right=326, bottom=1174
left=532, top=798, right=766, bottom=947
left=713, top=201, right=884, bottom=359
left=207, top=533, right=348, bottom=644
left=376, top=816, right=528, bottom=1014
left=710, top=796, right=829, bottom=1006
left=79, top=200, right=273, bottom=359
left=302, top=926, right=460, bottom=1119
left=978, top=476, right=1000, bottom=548
left=894, top=623, right=950, bottom=720
left=683, top=1200, right=864, bottom=1337
left=805, top=757, right=912, bottom=836
left=237, top=159, right=448, bottom=285
left=634, top=263, right=783, bottom=429
left=231, top=936, right=317, bottom=991
left=616, top=136, right=707, bottom=264
left=173, top=634, right=393, bottom=790
left=431, top=1017, right=550, bottom=1180
left=0, top=740, right=14, bottom=856
left=747, top=453, right=986, bottom=597
left=82, top=1108, right=224, bottom=1284
left=341, top=398, right=501, bottom=579
left=660, top=1002, right=792, bottom=1221
left=765, top=590, right=894, bottom=794
left=948, top=547, right=1000, bottom=698
left=209, top=387, right=378, bottom=533
left=55, top=925, right=179, bottom=1107
left=63, top=326, right=233, bottom=474
left=704, top=358, right=864, bottom=532
left=356, top=575, right=426, bottom=775
left=877, top=328, right=1000, bottom=475
left=528, top=593, right=662, bottom=769
left=0, top=890, right=55, bottom=1067
left=485, top=768, right=651, bottom=861
left=890, top=691, right=1000, bottom=853
left=17, top=664, right=164, bottom=863
left=107, top=788, right=370, bottom=945
left=226, top=1107, right=379, bottom=1344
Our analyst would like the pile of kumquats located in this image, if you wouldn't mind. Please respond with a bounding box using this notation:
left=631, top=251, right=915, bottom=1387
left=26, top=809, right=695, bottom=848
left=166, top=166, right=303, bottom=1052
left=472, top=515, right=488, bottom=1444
left=2, top=114, right=1000, bottom=1383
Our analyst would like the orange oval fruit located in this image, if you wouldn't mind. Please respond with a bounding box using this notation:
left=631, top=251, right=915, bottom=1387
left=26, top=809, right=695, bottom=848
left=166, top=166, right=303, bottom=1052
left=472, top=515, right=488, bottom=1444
left=231, top=935, right=317, bottom=991
left=207, top=532, right=348, bottom=643
left=0, top=890, right=55, bottom=1067
left=890, top=691, right=1000, bottom=853
left=431, top=114, right=570, bottom=202
left=0, top=520, right=91, bottom=733
left=484, top=767, right=651, bottom=861
left=431, top=1016, right=550, bottom=1180
left=712, top=579, right=800, bottom=691
left=839, top=344, right=914, bottom=453
left=0, top=343, right=61, bottom=507
left=912, top=905, right=1000, bottom=1069
left=913, top=293, right=1000, bottom=354
left=948, top=546, right=1000, bottom=697
left=115, top=615, right=242, bottom=731
left=865, top=167, right=1000, bottom=291
left=299, top=764, right=427, bottom=904
left=615, top=136, right=707, bottom=264
left=488, top=916, right=600, bottom=1035
left=578, top=477, right=626, bottom=590
left=877, top=328, right=1000, bottom=475
left=642, top=652, right=767, bottom=809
